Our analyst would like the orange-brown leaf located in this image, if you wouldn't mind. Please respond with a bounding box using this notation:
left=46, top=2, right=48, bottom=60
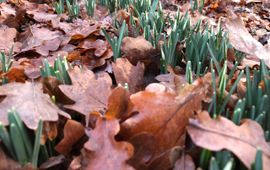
left=0, top=82, right=70, bottom=129
left=59, top=67, right=112, bottom=116
left=55, top=120, right=85, bottom=155
left=120, top=73, right=212, bottom=167
left=112, top=58, right=145, bottom=93
left=187, top=111, right=270, bottom=169
left=83, top=117, right=134, bottom=170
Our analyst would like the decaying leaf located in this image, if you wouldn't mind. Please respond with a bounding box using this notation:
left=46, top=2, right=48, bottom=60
left=55, top=120, right=85, bottom=155
left=106, top=86, right=130, bottom=119
left=83, top=117, right=134, bottom=170
left=0, top=147, right=22, bottom=170
left=121, top=36, right=159, bottom=66
left=0, top=26, right=21, bottom=53
left=112, top=58, right=145, bottom=94
left=120, top=73, right=212, bottom=168
left=225, top=12, right=270, bottom=67
left=187, top=111, right=270, bottom=169
left=18, top=25, right=63, bottom=56
left=59, top=67, right=112, bottom=116
left=173, top=154, right=195, bottom=170
left=0, top=82, right=70, bottom=129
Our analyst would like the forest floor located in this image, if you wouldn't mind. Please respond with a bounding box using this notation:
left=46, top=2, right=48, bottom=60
left=0, top=0, right=270, bottom=169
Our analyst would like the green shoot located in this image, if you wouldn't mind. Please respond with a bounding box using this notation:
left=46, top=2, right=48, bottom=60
left=54, top=0, right=64, bottom=14
left=86, top=0, right=96, bottom=17
left=32, top=119, right=43, bottom=168
left=66, top=0, right=79, bottom=19
left=40, top=56, right=71, bottom=85
left=102, top=20, right=126, bottom=60
left=252, top=149, right=263, bottom=170
left=0, top=47, right=13, bottom=84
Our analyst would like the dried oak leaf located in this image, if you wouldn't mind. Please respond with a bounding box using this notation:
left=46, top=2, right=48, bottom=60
left=106, top=86, right=130, bottom=119
left=18, top=25, right=63, bottom=56
left=51, top=19, right=99, bottom=41
left=3, top=67, right=27, bottom=83
left=55, top=120, right=85, bottom=155
left=121, top=36, right=160, bottom=66
left=187, top=111, right=270, bottom=169
left=0, top=82, right=70, bottom=129
left=225, top=12, right=270, bottom=67
left=120, top=73, right=212, bottom=168
left=112, top=58, right=145, bottom=94
left=59, top=67, right=112, bottom=116
left=83, top=116, right=134, bottom=170
left=0, top=26, right=21, bottom=53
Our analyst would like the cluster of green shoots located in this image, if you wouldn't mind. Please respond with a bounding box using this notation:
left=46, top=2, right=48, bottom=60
left=102, top=20, right=127, bottom=60
left=54, top=0, right=95, bottom=18
left=190, top=0, right=205, bottom=13
left=199, top=149, right=262, bottom=170
left=40, top=56, right=71, bottom=85
left=0, top=48, right=13, bottom=84
left=0, top=109, right=43, bottom=168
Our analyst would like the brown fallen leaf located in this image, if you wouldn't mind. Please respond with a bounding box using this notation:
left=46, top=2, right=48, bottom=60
left=0, top=82, right=70, bottom=129
left=78, top=38, right=109, bottom=57
left=225, top=12, right=270, bottom=67
left=3, top=67, right=27, bottom=83
left=18, top=25, right=63, bottom=56
left=39, top=155, right=65, bottom=170
left=173, top=154, right=195, bottom=170
left=55, top=120, right=85, bottom=155
left=69, top=155, right=82, bottom=170
left=59, top=67, right=112, bottom=116
left=51, top=19, right=99, bottom=41
left=187, top=111, right=270, bottom=169
left=120, top=73, right=212, bottom=168
left=83, top=116, right=134, bottom=170
left=112, top=58, right=145, bottom=94
left=121, top=36, right=160, bottom=66
left=0, top=147, right=22, bottom=170
left=0, top=26, right=21, bottom=53
left=106, top=86, right=130, bottom=119
left=155, top=72, right=187, bottom=94
left=42, top=122, right=58, bottom=143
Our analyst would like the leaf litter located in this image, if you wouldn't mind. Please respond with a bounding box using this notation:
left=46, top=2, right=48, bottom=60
left=0, top=0, right=269, bottom=169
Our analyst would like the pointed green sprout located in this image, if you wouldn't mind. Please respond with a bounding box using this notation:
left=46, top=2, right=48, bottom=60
left=54, top=0, right=64, bottom=14
left=66, top=0, right=79, bottom=19
left=252, top=149, right=263, bottom=170
left=86, top=0, right=96, bottom=17
left=32, top=119, right=43, bottom=168
left=102, top=20, right=126, bottom=60
left=40, top=56, right=71, bottom=84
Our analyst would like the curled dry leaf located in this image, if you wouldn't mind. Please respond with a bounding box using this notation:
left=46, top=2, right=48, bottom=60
left=0, top=82, right=70, bottom=129
left=155, top=72, right=187, bottom=94
left=3, top=67, right=27, bottom=83
left=120, top=73, right=212, bottom=168
left=225, top=12, right=270, bottom=67
left=83, top=117, right=134, bottom=170
left=187, top=111, right=270, bottom=169
left=51, top=19, right=99, bottom=41
left=106, top=86, right=130, bottom=119
left=59, top=67, right=112, bottom=116
left=55, top=120, right=85, bottom=155
left=18, top=25, right=63, bottom=56
left=112, top=58, right=145, bottom=94
left=121, top=36, right=160, bottom=66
